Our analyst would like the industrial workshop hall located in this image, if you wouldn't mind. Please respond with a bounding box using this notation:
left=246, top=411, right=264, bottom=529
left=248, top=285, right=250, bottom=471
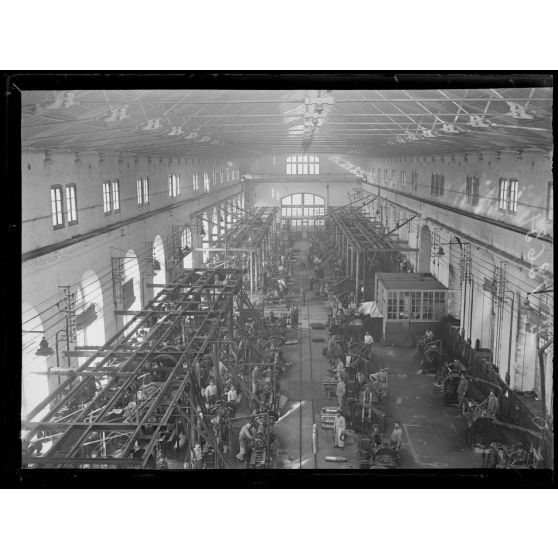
left=18, top=77, right=554, bottom=473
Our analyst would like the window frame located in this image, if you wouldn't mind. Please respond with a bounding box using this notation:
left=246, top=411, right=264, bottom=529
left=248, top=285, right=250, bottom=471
left=507, top=178, right=518, bottom=214
left=472, top=176, right=479, bottom=206
left=498, top=178, right=508, bottom=212
left=168, top=173, right=180, bottom=197
left=137, top=177, right=149, bottom=206
left=65, top=183, right=78, bottom=225
left=51, top=184, right=65, bottom=229
left=111, top=180, right=120, bottom=213
left=193, top=172, right=199, bottom=191
left=102, top=180, right=112, bottom=215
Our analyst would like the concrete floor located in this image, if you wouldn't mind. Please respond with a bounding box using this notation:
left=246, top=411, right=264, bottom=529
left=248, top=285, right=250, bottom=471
left=273, top=239, right=484, bottom=469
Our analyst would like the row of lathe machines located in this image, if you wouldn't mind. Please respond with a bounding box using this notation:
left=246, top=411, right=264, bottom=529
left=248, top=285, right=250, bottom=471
left=22, top=211, right=294, bottom=470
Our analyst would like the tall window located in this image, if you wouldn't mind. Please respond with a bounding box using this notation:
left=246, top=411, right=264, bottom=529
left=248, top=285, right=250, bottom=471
left=65, top=184, right=78, bottom=224
left=384, top=169, right=388, bottom=184
left=498, top=178, right=508, bottom=211
left=411, top=170, right=418, bottom=191
left=168, top=174, right=180, bottom=197
left=472, top=176, right=479, bottom=206
left=400, top=171, right=406, bottom=188
left=431, top=173, right=444, bottom=197
left=137, top=177, right=149, bottom=206
left=466, top=176, right=480, bottom=206
left=111, top=180, right=120, bottom=212
left=286, top=155, right=320, bottom=175
left=547, top=181, right=553, bottom=222
left=193, top=172, right=199, bottom=191
left=51, top=185, right=64, bottom=228
left=391, top=169, right=396, bottom=185
left=220, top=170, right=224, bottom=183
left=102, top=181, right=112, bottom=214
left=103, top=180, right=120, bottom=215
left=203, top=172, right=210, bottom=192
left=508, top=179, right=518, bottom=214
left=226, top=168, right=230, bottom=183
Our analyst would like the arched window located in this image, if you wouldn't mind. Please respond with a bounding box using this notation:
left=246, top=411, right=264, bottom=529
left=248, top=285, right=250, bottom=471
left=281, top=193, right=326, bottom=231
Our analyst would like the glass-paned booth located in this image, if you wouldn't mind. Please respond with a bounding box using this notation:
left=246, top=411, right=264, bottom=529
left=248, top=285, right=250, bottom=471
left=375, top=272, right=448, bottom=343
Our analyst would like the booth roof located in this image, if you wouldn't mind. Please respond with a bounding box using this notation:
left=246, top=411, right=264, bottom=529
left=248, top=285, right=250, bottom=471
left=376, top=272, right=448, bottom=291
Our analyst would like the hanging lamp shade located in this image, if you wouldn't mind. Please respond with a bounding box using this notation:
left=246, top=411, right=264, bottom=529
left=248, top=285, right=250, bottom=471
left=35, top=336, right=54, bottom=357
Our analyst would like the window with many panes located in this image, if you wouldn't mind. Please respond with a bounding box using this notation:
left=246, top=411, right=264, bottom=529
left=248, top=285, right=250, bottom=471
left=65, top=184, right=78, bottom=225
left=286, top=155, right=320, bottom=175
left=281, top=193, right=325, bottom=218
left=411, top=292, right=421, bottom=319
left=168, top=174, right=180, bottom=197
left=193, top=172, right=199, bottom=191
left=398, top=292, right=410, bottom=319
left=51, top=185, right=64, bottom=229
left=387, top=293, right=397, bottom=319
left=137, top=177, right=149, bottom=206
left=422, top=292, right=433, bottom=320
left=203, top=172, right=210, bottom=192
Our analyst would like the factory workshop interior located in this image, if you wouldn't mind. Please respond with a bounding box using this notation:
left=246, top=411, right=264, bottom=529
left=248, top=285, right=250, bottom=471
left=17, top=79, right=554, bottom=476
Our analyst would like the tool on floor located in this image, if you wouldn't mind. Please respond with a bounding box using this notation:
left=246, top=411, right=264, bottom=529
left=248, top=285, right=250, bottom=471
left=325, top=456, right=347, bottom=462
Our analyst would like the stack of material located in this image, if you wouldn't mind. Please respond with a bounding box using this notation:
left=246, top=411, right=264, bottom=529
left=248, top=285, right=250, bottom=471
left=320, top=407, right=340, bottom=430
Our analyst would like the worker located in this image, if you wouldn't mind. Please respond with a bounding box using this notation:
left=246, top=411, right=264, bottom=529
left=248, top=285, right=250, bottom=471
left=309, top=276, right=315, bottom=292
left=390, top=422, right=403, bottom=452
left=363, top=330, right=374, bottom=359
left=483, top=390, right=500, bottom=416
left=236, top=421, right=254, bottom=462
left=226, top=384, right=238, bottom=415
left=335, top=357, right=347, bottom=382
left=336, top=379, right=346, bottom=411
left=301, top=286, right=306, bottom=306
left=327, top=335, right=337, bottom=364
left=190, top=442, right=204, bottom=470
left=290, top=305, right=299, bottom=329
left=371, top=424, right=383, bottom=447
left=205, top=377, right=218, bottom=406
left=456, top=373, right=469, bottom=412
left=333, top=411, right=346, bottom=449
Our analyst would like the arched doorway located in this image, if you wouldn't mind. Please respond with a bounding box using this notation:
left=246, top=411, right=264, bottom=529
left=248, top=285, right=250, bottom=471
left=418, top=225, right=432, bottom=273
left=22, top=303, right=50, bottom=419
left=75, top=270, right=105, bottom=366
left=123, top=249, right=141, bottom=327
left=152, top=235, right=167, bottom=297
left=181, top=226, right=193, bottom=268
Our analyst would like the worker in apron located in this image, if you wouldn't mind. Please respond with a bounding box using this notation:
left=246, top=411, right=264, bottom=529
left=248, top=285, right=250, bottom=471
left=334, top=411, right=346, bottom=449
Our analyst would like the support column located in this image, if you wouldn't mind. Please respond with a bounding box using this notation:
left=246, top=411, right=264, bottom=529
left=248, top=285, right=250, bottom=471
left=355, top=252, right=360, bottom=303
left=249, top=251, right=254, bottom=295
